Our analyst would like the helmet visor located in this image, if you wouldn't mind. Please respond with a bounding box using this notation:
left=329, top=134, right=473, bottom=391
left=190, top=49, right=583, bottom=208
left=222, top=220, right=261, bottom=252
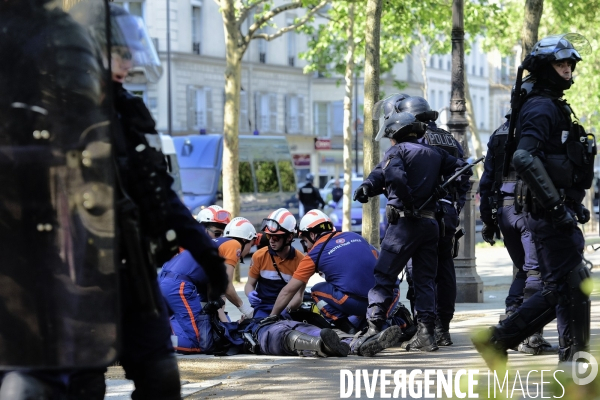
left=213, top=210, right=232, bottom=224
left=112, top=14, right=162, bottom=83
left=533, top=33, right=591, bottom=61
left=375, top=111, right=417, bottom=141
left=261, top=218, right=288, bottom=234
left=372, top=94, right=411, bottom=121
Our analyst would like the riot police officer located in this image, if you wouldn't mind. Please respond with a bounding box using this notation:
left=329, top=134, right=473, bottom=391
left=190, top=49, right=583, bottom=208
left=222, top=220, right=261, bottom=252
left=353, top=111, right=468, bottom=352
left=298, top=173, right=325, bottom=216
left=473, top=33, right=594, bottom=367
left=0, top=3, right=229, bottom=399
left=479, top=119, right=555, bottom=355
left=396, top=96, right=471, bottom=347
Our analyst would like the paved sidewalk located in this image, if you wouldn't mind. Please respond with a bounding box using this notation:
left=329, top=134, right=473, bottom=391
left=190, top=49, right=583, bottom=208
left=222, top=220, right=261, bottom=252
left=105, top=243, right=600, bottom=399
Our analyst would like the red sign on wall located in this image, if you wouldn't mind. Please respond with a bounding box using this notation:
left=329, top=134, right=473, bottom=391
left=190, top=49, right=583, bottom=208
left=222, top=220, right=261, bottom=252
left=314, top=138, right=331, bottom=150
left=293, top=154, right=311, bottom=166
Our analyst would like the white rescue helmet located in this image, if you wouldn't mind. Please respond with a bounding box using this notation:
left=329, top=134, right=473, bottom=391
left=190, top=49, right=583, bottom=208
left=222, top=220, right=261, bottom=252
left=299, top=209, right=335, bottom=233
left=224, top=217, right=256, bottom=241
left=196, top=205, right=232, bottom=226
left=261, top=208, right=297, bottom=235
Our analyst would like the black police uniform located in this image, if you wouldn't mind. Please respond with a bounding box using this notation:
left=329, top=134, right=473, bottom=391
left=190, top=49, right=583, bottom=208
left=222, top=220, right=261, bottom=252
left=473, top=36, right=594, bottom=364
left=111, top=82, right=229, bottom=399
left=298, top=181, right=325, bottom=213
left=479, top=121, right=541, bottom=312
left=359, top=137, right=467, bottom=348
left=331, top=186, right=343, bottom=203
left=405, top=123, right=470, bottom=346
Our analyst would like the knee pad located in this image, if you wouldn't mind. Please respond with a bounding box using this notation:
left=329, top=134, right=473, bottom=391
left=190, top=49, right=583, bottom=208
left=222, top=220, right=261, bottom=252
left=567, top=262, right=592, bottom=350
left=124, top=354, right=181, bottom=400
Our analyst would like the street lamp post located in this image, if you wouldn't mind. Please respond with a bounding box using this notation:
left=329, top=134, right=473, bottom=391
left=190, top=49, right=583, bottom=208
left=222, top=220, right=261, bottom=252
left=447, top=0, right=483, bottom=302
left=166, top=0, right=173, bottom=135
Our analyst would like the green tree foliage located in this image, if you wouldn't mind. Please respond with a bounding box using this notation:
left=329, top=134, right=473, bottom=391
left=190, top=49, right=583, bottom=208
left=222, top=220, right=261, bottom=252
left=300, top=0, right=500, bottom=80
left=483, top=0, right=600, bottom=132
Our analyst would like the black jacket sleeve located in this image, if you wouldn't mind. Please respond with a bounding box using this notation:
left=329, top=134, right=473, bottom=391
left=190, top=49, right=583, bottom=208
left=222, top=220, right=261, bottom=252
left=114, top=83, right=228, bottom=298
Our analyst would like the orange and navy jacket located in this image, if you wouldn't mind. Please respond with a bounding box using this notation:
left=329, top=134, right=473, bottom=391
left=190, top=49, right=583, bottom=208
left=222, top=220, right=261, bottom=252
left=293, top=231, right=378, bottom=298
left=213, top=237, right=242, bottom=267
left=249, top=246, right=304, bottom=303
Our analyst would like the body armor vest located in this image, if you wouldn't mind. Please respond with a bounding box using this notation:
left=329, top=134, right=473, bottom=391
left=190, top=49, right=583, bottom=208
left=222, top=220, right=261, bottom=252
left=491, top=121, right=518, bottom=187
left=423, top=126, right=459, bottom=158
left=526, top=96, right=596, bottom=190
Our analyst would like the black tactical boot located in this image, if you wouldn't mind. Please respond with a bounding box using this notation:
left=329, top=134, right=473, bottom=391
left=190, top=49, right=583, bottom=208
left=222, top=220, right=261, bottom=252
left=284, top=328, right=348, bottom=357
left=333, top=317, right=357, bottom=335
left=348, top=319, right=384, bottom=354
left=518, top=330, right=558, bottom=355
left=434, top=318, right=453, bottom=346
left=400, top=322, right=439, bottom=352
left=471, top=326, right=509, bottom=370
left=355, top=325, right=406, bottom=357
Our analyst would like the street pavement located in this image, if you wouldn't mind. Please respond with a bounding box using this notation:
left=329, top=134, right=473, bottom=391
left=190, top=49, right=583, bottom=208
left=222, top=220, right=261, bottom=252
left=105, top=242, right=600, bottom=399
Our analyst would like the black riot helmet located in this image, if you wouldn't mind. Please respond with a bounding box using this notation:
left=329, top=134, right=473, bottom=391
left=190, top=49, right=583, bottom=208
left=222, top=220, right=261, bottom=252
left=372, top=93, right=411, bottom=121
left=396, top=96, right=439, bottom=123
left=375, top=111, right=427, bottom=142
left=521, top=33, right=591, bottom=91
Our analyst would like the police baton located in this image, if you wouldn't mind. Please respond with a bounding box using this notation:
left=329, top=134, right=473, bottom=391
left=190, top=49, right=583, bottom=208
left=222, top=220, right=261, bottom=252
left=418, top=156, right=484, bottom=212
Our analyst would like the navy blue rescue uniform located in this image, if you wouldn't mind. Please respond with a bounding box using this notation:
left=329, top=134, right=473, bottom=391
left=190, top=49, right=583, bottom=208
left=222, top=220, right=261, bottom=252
left=362, top=139, right=467, bottom=324
left=512, top=94, right=585, bottom=351
left=406, top=123, right=471, bottom=323
left=479, top=121, right=540, bottom=313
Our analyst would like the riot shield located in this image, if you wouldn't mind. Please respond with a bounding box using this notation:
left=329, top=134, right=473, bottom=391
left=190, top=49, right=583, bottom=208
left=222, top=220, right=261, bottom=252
left=0, top=0, right=118, bottom=369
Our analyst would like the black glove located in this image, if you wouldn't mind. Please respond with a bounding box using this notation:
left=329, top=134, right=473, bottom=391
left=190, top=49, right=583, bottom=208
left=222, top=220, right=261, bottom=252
left=481, top=223, right=500, bottom=246
left=353, top=184, right=371, bottom=203
left=432, top=185, right=449, bottom=201
left=203, top=298, right=225, bottom=315
left=550, top=204, right=577, bottom=230
left=574, top=203, right=591, bottom=224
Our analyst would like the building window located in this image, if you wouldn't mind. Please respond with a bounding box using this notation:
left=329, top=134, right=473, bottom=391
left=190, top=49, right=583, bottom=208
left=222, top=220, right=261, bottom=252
left=438, top=90, right=444, bottom=110
left=287, top=16, right=296, bottom=67
left=256, top=93, right=277, bottom=133
left=258, top=29, right=268, bottom=63
left=192, top=5, right=202, bottom=55
left=429, top=90, right=436, bottom=110
left=314, top=102, right=330, bottom=137
left=187, top=86, right=213, bottom=133
left=480, top=66, right=484, bottom=77
left=429, top=56, right=434, bottom=68
left=331, top=101, right=343, bottom=136
left=285, top=95, right=304, bottom=134
left=438, top=58, right=443, bottom=69
left=114, top=1, right=144, bottom=18
left=447, top=60, right=451, bottom=70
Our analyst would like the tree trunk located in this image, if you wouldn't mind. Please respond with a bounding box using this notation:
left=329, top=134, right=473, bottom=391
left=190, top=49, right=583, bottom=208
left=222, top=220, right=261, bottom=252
left=521, top=0, right=544, bottom=58
left=342, top=3, right=356, bottom=232
left=221, top=0, right=242, bottom=281
left=362, top=0, right=382, bottom=248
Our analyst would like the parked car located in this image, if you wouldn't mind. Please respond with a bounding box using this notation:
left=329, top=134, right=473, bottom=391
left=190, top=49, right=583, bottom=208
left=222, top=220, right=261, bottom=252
left=327, top=178, right=388, bottom=238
